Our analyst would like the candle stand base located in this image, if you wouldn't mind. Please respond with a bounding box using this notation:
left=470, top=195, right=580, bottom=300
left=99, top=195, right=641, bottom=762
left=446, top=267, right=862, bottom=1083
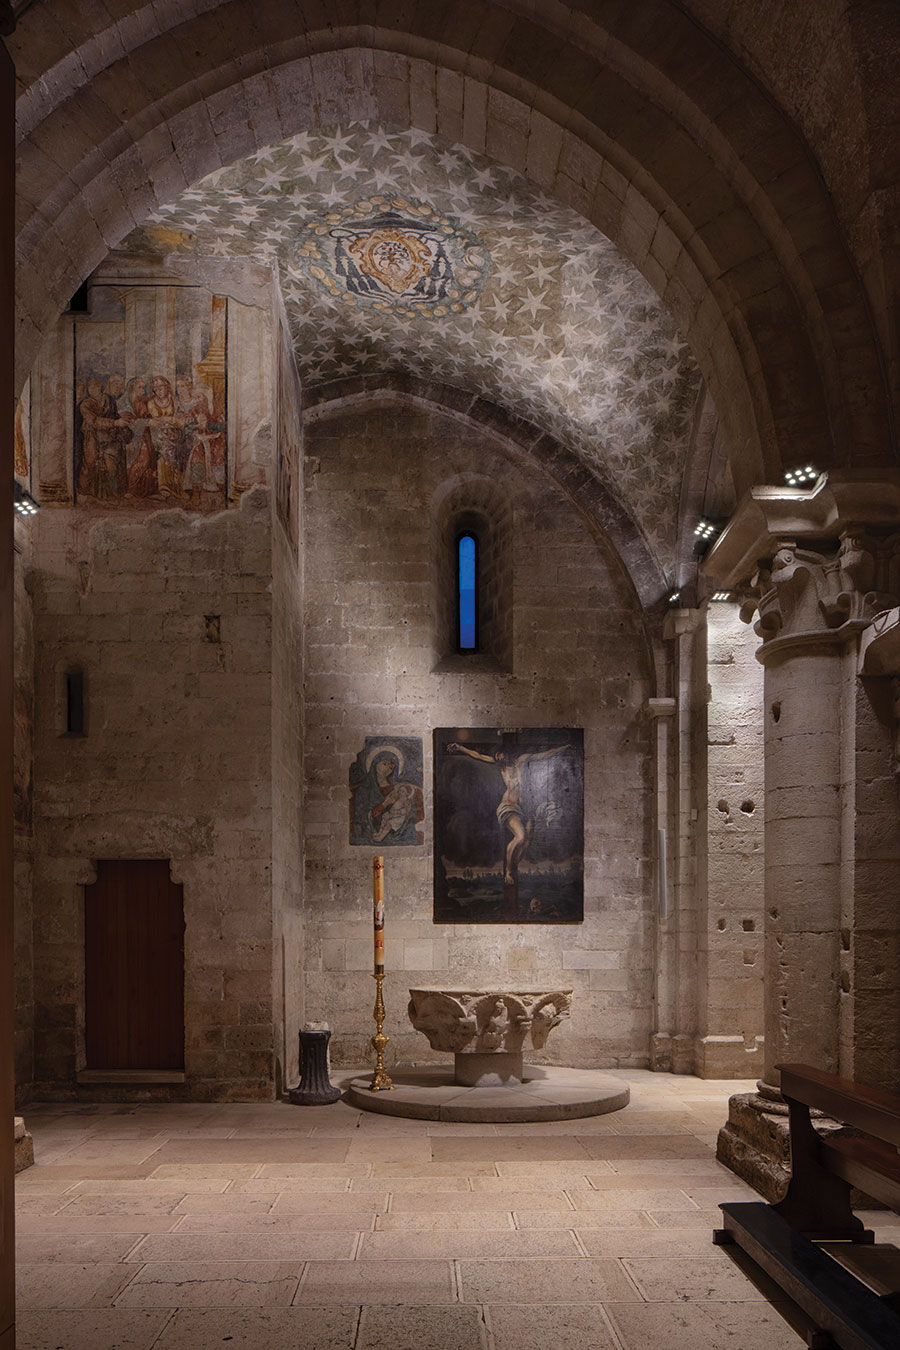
left=369, top=971, right=394, bottom=1092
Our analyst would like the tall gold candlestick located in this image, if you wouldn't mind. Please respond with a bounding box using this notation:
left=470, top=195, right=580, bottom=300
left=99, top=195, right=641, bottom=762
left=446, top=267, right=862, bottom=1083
left=369, top=856, right=393, bottom=1090
left=370, top=970, right=393, bottom=1092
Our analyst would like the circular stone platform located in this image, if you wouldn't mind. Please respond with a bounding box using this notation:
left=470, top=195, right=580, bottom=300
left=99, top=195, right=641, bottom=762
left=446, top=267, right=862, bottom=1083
left=345, top=1066, right=630, bottom=1123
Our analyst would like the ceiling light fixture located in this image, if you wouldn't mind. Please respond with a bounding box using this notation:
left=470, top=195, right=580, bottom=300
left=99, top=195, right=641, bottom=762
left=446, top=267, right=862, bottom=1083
left=668, top=590, right=681, bottom=604
left=710, top=591, right=732, bottom=602
left=784, top=464, right=819, bottom=487
left=694, top=519, right=717, bottom=542
left=14, top=481, right=39, bottom=517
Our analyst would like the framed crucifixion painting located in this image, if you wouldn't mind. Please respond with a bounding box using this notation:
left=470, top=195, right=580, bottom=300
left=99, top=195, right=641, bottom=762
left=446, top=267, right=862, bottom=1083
left=433, top=727, right=584, bottom=923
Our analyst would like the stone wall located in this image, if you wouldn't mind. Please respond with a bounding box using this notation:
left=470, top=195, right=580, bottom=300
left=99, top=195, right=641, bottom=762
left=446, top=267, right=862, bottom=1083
left=302, top=398, right=655, bottom=1071
left=28, top=489, right=276, bottom=1099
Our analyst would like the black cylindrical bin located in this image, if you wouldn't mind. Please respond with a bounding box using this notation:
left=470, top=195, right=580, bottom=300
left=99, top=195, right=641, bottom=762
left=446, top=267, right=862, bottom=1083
left=288, top=1025, right=341, bottom=1105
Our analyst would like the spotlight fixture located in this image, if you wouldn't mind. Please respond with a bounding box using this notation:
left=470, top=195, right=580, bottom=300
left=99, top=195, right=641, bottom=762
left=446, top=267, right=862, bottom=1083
left=14, top=481, right=39, bottom=517
left=668, top=590, right=681, bottom=604
left=784, top=464, right=819, bottom=487
left=710, top=591, right=732, bottom=602
left=694, top=519, right=717, bottom=541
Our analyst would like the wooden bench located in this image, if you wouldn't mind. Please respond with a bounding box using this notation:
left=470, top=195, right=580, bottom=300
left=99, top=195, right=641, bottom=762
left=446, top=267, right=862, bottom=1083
left=714, top=1062, right=900, bottom=1350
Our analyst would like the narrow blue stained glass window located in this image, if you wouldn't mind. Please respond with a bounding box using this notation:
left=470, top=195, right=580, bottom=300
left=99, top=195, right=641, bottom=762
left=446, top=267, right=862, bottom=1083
left=458, top=533, right=477, bottom=650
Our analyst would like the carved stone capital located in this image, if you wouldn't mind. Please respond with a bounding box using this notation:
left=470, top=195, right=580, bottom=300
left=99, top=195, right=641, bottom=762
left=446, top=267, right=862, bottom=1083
left=740, top=534, right=900, bottom=654
left=701, top=472, right=900, bottom=590
left=407, top=988, right=572, bottom=1055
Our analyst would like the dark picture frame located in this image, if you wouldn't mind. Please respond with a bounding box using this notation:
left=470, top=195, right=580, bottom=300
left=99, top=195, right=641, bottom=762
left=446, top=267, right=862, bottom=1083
left=433, top=727, right=584, bottom=923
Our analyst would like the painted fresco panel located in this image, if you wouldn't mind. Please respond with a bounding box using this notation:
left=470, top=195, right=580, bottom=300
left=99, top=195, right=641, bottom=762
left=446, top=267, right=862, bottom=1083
left=434, top=727, right=583, bottom=923
left=73, top=285, right=228, bottom=510
left=349, top=737, right=425, bottom=846
left=14, top=377, right=31, bottom=486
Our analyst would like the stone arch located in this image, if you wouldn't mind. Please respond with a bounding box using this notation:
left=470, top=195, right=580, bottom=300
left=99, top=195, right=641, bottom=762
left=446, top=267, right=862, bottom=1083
left=303, top=374, right=667, bottom=610
left=10, top=2, right=893, bottom=493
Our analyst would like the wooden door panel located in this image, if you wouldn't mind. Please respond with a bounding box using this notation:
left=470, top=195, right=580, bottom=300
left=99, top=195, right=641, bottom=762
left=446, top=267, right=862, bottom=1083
left=84, top=859, right=184, bottom=1069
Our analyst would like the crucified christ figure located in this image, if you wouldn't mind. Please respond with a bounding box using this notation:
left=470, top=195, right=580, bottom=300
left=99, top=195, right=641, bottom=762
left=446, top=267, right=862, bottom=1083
left=447, top=741, right=570, bottom=886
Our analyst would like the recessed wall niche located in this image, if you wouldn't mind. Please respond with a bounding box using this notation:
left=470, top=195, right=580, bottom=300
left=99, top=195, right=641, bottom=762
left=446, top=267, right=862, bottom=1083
left=431, top=474, right=513, bottom=671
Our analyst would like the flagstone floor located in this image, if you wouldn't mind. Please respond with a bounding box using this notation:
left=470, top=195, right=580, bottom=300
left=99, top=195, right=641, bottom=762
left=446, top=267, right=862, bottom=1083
left=15, top=1071, right=898, bottom=1350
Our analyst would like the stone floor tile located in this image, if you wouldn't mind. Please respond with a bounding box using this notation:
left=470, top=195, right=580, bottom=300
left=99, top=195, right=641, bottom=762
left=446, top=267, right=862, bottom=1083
left=375, top=1212, right=514, bottom=1232
left=430, top=1137, right=591, bottom=1162
left=514, top=1208, right=654, bottom=1229
left=15, top=1308, right=170, bottom=1350
left=494, top=1160, right=615, bottom=1176
left=256, top=1162, right=370, bottom=1177
left=492, top=1118, right=618, bottom=1135
left=344, top=1137, right=434, bottom=1162
left=390, top=1190, right=572, bottom=1212
left=226, top=1130, right=318, bottom=1139
left=486, top=1303, right=621, bottom=1350
left=355, top=1304, right=488, bottom=1350
left=170, top=1193, right=276, bottom=1214
left=148, top=1163, right=261, bottom=1179
left=646, top=1208, right=724, bottom=1229
left=458, top=1258, right=640, bottom=1303
left=127, top=1231, right=356, bottom=1262
left=48, top=1141, right=166, bottom=1165
left=605, top=1112, right=702, bottom=1134
left=350, top=1176, right=469, bottom=1192
left=15, top=1195, right=81, bottom=1215
left=16, top=1263, right=137, bottom=1309
left=16, top=1235, right=141, bottom=1264
left=295, top=1259, right=455, bottom=1304
left=623, top=1255, right=775, bottom=1301
left=681, top=1184, right=758, bottom=1204
left=152, top=1306, right=359, bottom=1349
left=355, top=1115, right=435, bottom=1133
left=424, top=1123, right=500, bottom=1136
left=608, top=1158, right=736, bottom=1176
left=177, top=1211, right=374, bottom=1233
left=270, top=1193, right=387, bottom=1215
left=229, top=1177, right=352, bottom=1193
left=370, top=1162, right=497, bottom=1177
left=578, top=1136, right=714, bottom=1160
left=12, top=1181, right=78, bottom=1196
left=115, top=1261, right=303, bottom=1307
left=359, top=1229, right=581, bottom=1259
left=471, top=1172, right=594, bottom=1191
left=578, top=1227, right=737, bottom=1257
left=69, top=1179, right=229, bottom=1194
left=56, top=1195, right=186, bottom=1217
left=18, top=1164, right=157, bottom=1181
left=605, top=1299, right=807, bottom=1347
left=147, top=1138, right=351, bottom=1164
left=16, top=1215, right=183, bottom=1236
left=570, top=1188, right=698, bottom=1212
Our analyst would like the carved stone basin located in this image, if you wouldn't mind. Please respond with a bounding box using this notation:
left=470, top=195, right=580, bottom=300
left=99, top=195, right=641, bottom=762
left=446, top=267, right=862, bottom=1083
left=407, top=988, right=573, bottom=1086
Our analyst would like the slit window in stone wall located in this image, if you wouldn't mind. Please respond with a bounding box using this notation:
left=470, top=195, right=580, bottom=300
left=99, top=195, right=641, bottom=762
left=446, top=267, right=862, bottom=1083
left=65, top=670, right=85, bottom=736
left=458, top=532, right=477, bottom=650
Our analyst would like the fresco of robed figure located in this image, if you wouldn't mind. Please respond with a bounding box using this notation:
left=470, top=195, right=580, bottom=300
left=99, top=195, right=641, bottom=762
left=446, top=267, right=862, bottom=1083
left=349, top=737, right=425, bottom=847
left=434, top=727, right=584, bottom=923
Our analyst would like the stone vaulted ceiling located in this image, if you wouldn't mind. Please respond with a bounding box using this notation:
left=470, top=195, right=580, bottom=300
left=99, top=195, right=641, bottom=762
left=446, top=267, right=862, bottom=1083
left=123, top=124, right=704, bottom=576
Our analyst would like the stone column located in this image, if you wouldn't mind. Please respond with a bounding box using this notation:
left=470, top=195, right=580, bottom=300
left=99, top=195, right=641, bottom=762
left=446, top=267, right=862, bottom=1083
left=702, top=473, right=900, bottom=1194
left=749, top=546, right=849, bottom=1093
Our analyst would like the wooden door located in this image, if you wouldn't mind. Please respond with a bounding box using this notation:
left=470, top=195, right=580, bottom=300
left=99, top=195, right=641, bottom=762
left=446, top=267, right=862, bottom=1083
left=84, top=859, right=185, bottom=1070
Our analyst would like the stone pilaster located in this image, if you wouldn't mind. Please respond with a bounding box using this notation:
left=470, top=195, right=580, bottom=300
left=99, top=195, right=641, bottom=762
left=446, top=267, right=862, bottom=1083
left=650, top=609, right=704, bottom=1075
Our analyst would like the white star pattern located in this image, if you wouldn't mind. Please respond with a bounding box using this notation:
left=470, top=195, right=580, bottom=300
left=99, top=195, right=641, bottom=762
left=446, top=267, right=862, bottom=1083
left=122, top=122, right=702, bottom=571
